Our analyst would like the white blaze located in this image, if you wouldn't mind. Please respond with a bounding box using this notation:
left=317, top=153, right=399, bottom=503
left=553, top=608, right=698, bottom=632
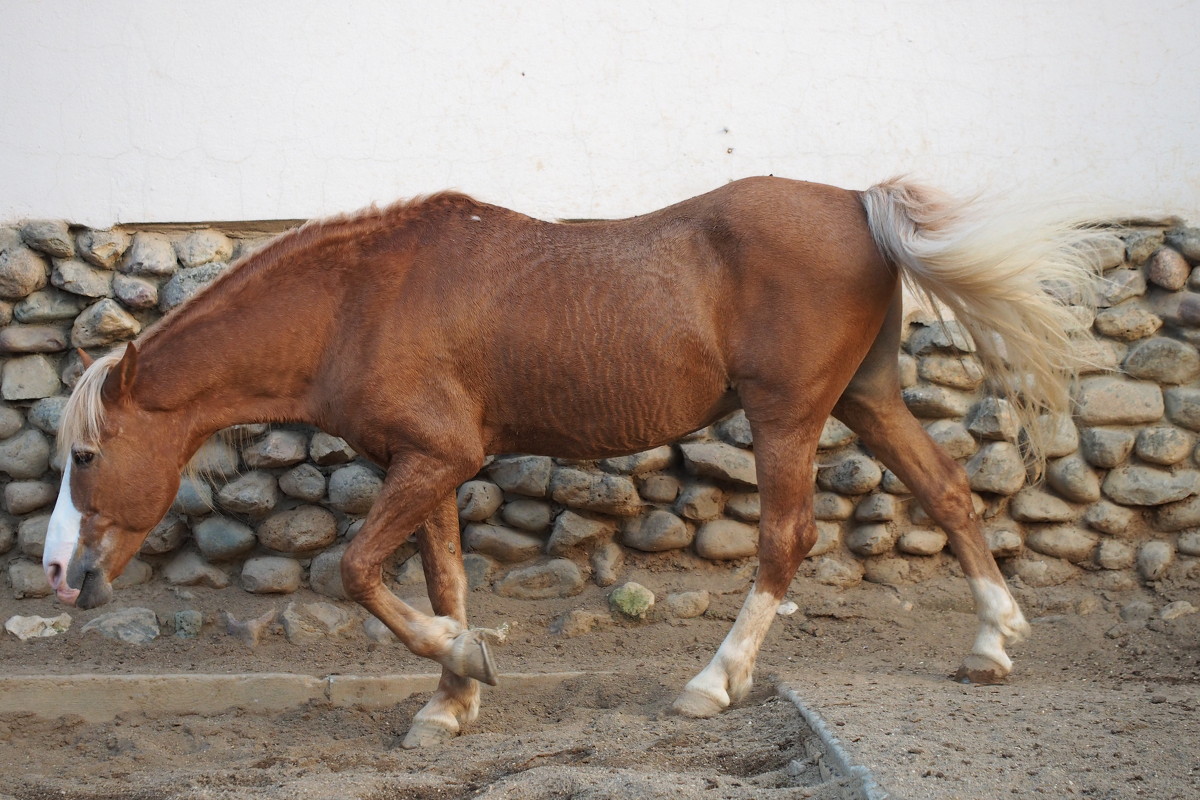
left=43, top=461, right=82, bottom=604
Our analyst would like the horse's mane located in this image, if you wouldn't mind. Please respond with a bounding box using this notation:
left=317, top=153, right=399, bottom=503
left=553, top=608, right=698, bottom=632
left=57, top=191, right=480, bottom=460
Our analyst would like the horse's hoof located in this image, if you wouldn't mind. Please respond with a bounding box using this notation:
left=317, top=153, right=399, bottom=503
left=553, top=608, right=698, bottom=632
left=445, top=629, right=499, bottom=686
left=955, top=654, right=1011, bottom=685
left=402, top=719, right=457, bottom=749
left=672, top=686, right=728, bottom=718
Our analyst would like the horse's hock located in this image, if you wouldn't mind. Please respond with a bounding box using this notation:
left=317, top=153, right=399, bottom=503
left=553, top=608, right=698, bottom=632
left=2, top=219, right=1200, bottom=609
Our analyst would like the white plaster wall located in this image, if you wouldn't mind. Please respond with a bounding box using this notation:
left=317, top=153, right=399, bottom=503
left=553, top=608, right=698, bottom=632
left=1, top=0, right=1197, bottom=226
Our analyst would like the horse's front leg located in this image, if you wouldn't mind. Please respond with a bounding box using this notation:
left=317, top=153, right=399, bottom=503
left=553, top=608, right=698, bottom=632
left=340, top=453, right=497, bottom=746
left=402, top=493, right=484, bottom=748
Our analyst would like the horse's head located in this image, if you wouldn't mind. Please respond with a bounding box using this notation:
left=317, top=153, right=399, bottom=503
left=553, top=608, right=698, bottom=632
left=44, top=343, right=183, bottom=608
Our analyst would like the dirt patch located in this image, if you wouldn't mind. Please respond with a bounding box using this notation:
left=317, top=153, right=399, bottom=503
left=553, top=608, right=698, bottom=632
left=1, top=560, right=1197, bottom=799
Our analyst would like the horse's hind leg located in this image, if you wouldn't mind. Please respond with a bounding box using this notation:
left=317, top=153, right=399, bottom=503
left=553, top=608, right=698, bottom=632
left=402, top=493, right=483, bottom=749
left=834, top=388, right=1031, bottom=682
left=674, top=419, right=822, bottom=717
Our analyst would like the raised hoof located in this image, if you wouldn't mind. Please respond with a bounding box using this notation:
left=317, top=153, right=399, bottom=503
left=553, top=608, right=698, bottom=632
left=444, top=629, right=499, bottom=686
left=955, top=654, right=1011, bottom=685
left=672, top=686, right=728, bottom=718
left=402, top=719, right=457, bottom=749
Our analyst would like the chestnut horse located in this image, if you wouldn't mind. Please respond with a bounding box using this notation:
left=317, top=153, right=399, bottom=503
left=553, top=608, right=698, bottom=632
left=43, top=177, right=1097, bottom=748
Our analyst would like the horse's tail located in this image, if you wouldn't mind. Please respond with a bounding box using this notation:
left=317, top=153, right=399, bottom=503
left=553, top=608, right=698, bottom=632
left=859, top=178, right=1105, bottom=475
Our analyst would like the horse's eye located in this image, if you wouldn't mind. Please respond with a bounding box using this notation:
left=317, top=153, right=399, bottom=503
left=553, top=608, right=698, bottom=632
left=72, top=449, right=96, bottom=468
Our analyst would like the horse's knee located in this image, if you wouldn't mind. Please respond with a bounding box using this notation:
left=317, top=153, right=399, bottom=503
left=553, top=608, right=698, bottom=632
left=340, top=551, right=379, bottom=602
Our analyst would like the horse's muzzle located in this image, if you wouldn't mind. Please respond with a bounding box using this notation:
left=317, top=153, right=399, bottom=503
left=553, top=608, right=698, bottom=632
left=75, top=567, right=114, bottom=610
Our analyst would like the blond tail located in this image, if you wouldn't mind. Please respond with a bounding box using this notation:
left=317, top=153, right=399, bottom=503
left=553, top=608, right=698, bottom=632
left=860, top=178, right=1104, bottom=475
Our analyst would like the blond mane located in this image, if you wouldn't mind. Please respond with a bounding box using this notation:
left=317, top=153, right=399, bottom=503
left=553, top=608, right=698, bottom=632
left=56, top=345, right=128, bottom=461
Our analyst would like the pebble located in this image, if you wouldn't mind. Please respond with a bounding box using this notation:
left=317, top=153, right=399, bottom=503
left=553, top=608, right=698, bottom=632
left=7, top=559, right=51, bottom=598
left=725, top=491, right=761, bottom=521
left=855, top=493, right=899, bottom=522
left=1010, top=489, right=1077, bottom=523
left=223, top=607, right=278, bottom=648
left=501, top=498, right=554, bottom=532
left=217, top=471, right=280, bottom=517
left=819, top=417, right=855, bottom=449
left=494, top=558, right=584, bottom=600
left=846, top=523, right=897, bottom=556
left=257, top=505, right=338, bottom=553
left=174, top=609, right=204, bottom=639
left=550, top=609, right=613, bottom=638
left=917, top=353, right=985, bottom=389
left=1096, top=539, right=1136, bottom=570
left=280, top=601, right=355, bottom=643
left=114, top=558, right=153, bottom=589
left=1001, top=555, right=1078, bottom=587
left=1045, top=454, right=1101, bottom=503
left=622, top=509, right=691, bottom=552
left=901, top=385, right=974, bottom=418
left=714, top=410, right=753, bottom=447
left=814, top=557, right=864, bottom=588
left=609, top=581, right=655, bottom=620
left=776, top=600, right=799, bottom=616
left=1079, top=427, right=1136, bottom=468
left=464, top=552, right=496, bottom=589
left=693, top=519, right=757, bottom=560
left=139, top=514, right=189, bottom=555
left=81, top=607, right=160, bottom=644
left=1137, top=540, right=1174, bottom=580
left=5, top=613, right=71, bottom=640
left=0, top=407, right=23, bottom=439
left=965, top=442, right=1026, bottom=495
left=2, top=355, right=60, bottom=400
left=456, top=480, right=504, bottom=521
left=241, top=556, right=303, bottom=594
left=589, top=541, right=623, bottom=587
left=1178, top=530, right=1200, bottom=557
left=808, top=521, right=842, bottom=557
left=1159, top=600, right=1196, bottom=620
left=1093, top=303, right=1162, bottom=340
left=674, top=483, right=724, bottom=521
left=966, top=397, right=1019, bottom=441
left=896, top=528, right=947, bottom=556
left=242, top=430, right=308, bottom=469
left=0, top=323, right=68, bottom=353
left=308, top=544, right=347, bottom=599
left=984, top=527, right=1023, bottom=558
left=906, top=320, right=975, bottom=354
left=813, top=492, right=854, bottom=520
left=665, top=590, right=711, bottom=619
left=638, top=474, right=681, bottom=503
left=817, top=453, right=882, bottom=495
left=188, top=437, right=240, bottom=478
left=1024, top=526, right=1098, bottom=563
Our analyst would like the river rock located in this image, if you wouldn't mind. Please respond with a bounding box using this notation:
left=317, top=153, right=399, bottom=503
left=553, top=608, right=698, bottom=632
left=4, top=480, right=56, bottom=515
left=463, top=523, right=543, bottom=562
left=139, top=514, right=189, bottom=555
left=76, top=228, right=129, bottom=268
left=589, top=541, right=623, bottom=587
left=488, top=455, right=553, bottom=496
left=818, top=453, right=882, bottom=495
left=680, top=441, right=757, bottom=486
left=1010, top=489, right=1077, bottom=523
left=501, top=498, right=553, bottom=532
left=926, top=420, right=978, bottom=459
left=5, top=613, right=71, bottom=640
left=906, top=320, right=975, bottom=354
left=715, top=410, right=753, bottom=447
left=1135, top=426, right=1192, bottom=465
left=81, top=607, right=159, bottom=644
left=1137, top=540, right=1174, bottom=581
left=1164, top=387, right=1200, bottom=432
left=163, top=549, right=231, bottom=588
left=308, top=432, right=356, bottom=465
left=194, top=517, right=257, bottom=561
left=965, top=442, right=1025, bottom=495
left=0, top=428, right=51, bottom=478
left=281, top=601, right=355, bottom=643
left=985, top=526, right=1023, bottom=558
left=725, top=491, right=761, bottom=521
left=53, top=258, right=113, bottom=299
left=846, top=523, right=897, bottom=556
left=694, top=519, right=757, bottom=560
left=1095, top=303, right=1162, bottom=340
left=549, top=467, right=641, bottom=516
left=0, top=247, right=47, bottom=300
left=27, top=396, right=67, bottom=435
left=1001, top=555, right=1078, bottom=587
left=901, top=385, right=974, bottom=418
left=814, top=492, right=853, bottom=520
left=638, top=474, right=681, bottom=503
left=13, top=288, right=85, bottom=324
left=808, top=521, right=841, bottom=557
left=819, top=418, right=856, bottom=449
left=0, top=407, right=21, bottom=439
left=217, top=471, right=280, bottom=516
left=1097, top=270, right=1146, bottom=305
left=0, top=324, right=68, bottom=353
left=457, top=480, right=504, bottom=521
left=278, top=463, right=326, bottom=502
left=16, top=514, right=48, bottom=558
left=664, top=590, right=710, bottom=619
left=241, top=556, right=302, bottom=594
left=494, top=558, right=584, bottom=599
left=2, top=355, right=61, bottom=400
left=1083, top=501, right=1135, bottom=536
left=967, top=397, right=1019, bottom=441
left=1025, top=526, right=1098, bottom=563
left=547, top=510, right=615, bottom=554
left=814, top=557, right=864, bottom=588
left=622, top=509, right=692, bottom=552
left=1079, top=427, right=1136, bottom=468
left=674, top=483, right=724, bottom=521
left=896, top=528, right=947, bottom=556
left=21, top=220, right=73, bottom=258
left=917, top=353, right=984, bottom=389
left=464, top=553, right=496, bottom=590
left=1095, top=539, right=1136, bottom=570
left=8, top=559, right=51, bottom=598
left=609, top=581, right=655, bottom=620
left=1102, top=465, right=1200, bottom=506
left=1152, top=494, right=1200, bottom=532
left=1046, top=455, right=1101, bottom=503
left=1180, top=531, right=1200, bottom=557
left=327, top=464, right=382, bottom=515
left=1123, top=337, right=1200, bottom=385
left=257, top=506, right=337, bottom=553
left=175, top=230, right=234, bottom=267
left=598, top=445, right=674, bottom=476
left=121, top=232, right=178, bottom=276
left=242, top=430, right=308, bottom=469
left=855, top=493, right=899, bottom=522
left=1074, top=377, right=1163, bottom=425
left=188, top=437, right=240, bottom=479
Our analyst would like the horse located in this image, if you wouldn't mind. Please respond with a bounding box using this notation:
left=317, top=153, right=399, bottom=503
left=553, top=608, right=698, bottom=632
left=42, top=176, right=1098, bottom=748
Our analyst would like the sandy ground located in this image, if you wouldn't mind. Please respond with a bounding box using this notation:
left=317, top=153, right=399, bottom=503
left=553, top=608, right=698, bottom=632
left=0, top=552, right=1197, bottom=799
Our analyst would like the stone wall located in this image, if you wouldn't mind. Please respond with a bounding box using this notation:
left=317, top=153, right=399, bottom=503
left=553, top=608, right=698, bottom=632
left=3, top=217, right=1200, bottom=605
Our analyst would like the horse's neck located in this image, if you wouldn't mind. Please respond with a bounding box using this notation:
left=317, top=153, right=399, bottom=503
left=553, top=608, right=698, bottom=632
left=134, top=252, right=345, bottom=439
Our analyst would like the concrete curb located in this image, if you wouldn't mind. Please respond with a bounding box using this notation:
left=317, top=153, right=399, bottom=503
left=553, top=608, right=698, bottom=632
left=777, top=681, right=891, bottom=800
left=0, top=671, right=592, bottom=722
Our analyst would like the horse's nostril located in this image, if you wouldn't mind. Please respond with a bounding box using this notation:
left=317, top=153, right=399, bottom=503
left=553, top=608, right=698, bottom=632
left=47, top=563, right=63, bottom=585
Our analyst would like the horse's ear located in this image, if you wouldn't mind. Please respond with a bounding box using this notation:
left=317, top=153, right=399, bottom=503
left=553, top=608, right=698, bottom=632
left=76, top=348, right=94, bottom=370
left=101, top=342, right=139, bottom=403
